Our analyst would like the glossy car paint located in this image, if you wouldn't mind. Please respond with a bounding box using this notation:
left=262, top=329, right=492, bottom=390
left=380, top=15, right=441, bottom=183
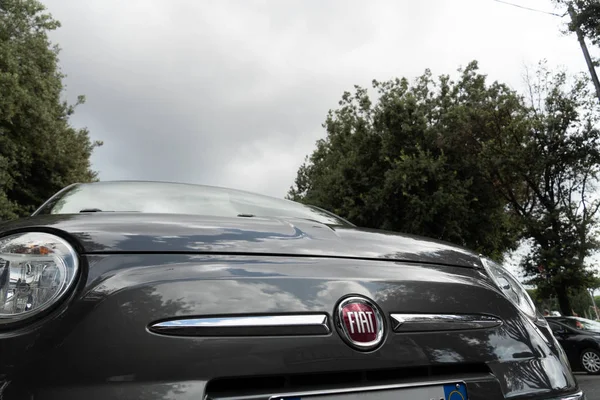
left=0, top=213, right=582, bottom=399
left=0, top=213, right=482, bottom=267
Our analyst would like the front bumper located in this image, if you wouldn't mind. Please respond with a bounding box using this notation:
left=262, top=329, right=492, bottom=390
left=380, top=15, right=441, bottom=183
left=0, top=254, right=584, bottom=399
left=549, top=392, right=585, bottom=400
left=0, top=378, right=584, bottom=400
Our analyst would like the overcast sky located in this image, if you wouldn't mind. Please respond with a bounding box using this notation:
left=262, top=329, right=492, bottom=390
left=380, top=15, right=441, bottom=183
left=42, top=0, right=591, bottom=199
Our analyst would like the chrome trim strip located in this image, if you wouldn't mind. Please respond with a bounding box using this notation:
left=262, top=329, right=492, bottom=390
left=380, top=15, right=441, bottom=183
left=390, top=313, right=502, bottom=332
left=552, top=392, right=584, bottom=400
left=149, top=314, right=330, bottom=336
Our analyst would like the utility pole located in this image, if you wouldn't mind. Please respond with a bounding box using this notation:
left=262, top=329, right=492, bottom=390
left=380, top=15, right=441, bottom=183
left=568, top=4, right=600, bottom=103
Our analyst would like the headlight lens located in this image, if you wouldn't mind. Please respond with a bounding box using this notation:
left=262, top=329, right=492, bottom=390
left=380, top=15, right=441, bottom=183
left=0, top=232, right=78, bottom=324
left=481, top=257, right=538, bottom=320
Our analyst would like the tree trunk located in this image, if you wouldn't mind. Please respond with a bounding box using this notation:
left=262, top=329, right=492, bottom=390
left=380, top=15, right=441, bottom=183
left=556, top=285, right=572, bottom=316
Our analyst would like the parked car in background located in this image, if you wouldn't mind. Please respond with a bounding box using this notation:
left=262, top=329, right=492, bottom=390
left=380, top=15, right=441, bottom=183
left=547, top=316, right=600, bottom=374
left=0, top=181, right=583, bottom=399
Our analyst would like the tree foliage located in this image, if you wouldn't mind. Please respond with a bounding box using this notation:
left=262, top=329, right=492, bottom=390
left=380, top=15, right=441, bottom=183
left=289, top=61, right=600, bottom=315
left=531, top=287, right=598, bottom=319
left=289, top=61, right=520, bottom=259
left=0, top=0, right=101, bottom=220
left=554, top=0, right=600, bottom=49
left=505, top=64, right=600, bottom=315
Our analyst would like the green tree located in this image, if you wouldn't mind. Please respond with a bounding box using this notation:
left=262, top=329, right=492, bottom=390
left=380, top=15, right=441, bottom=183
left=568, top=289, right=596, bottom=318
left=288, top=62, right=521, bottom=258
left=0, top=0, right=102, bottom=220
left=595, top=295, right=600, bottom=308
left=490, top=63, right=600, bottom=315
left=554, top=0, right=600, bottom=48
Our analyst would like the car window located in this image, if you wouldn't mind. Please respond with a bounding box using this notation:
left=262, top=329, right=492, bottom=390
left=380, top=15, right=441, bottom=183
left=35, top=181, right=353, bottom=226
left=556, top=317, right=600, bottom=333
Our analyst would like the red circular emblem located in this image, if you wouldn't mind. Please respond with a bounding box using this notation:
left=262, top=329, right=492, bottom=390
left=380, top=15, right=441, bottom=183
left=336, top=296, right=384, bottom=351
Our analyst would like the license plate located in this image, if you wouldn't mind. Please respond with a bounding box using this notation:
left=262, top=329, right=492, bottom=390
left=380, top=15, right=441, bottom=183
left=274, top=383, right=468, bottom=400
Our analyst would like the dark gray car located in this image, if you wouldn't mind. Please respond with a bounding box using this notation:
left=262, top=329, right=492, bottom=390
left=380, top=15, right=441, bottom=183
left=0, top=181, right=584, bottom=399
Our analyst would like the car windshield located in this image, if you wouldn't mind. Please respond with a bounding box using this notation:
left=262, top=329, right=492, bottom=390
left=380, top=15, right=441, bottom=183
left=34, top=181, right=352, bottom=226
left=558, top=317, right=600, bottom=333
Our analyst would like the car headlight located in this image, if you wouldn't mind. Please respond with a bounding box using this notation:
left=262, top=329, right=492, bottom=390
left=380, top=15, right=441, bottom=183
left=481, top=257, right=539, bottom=321
left=0, top=232, right=79, bottom=324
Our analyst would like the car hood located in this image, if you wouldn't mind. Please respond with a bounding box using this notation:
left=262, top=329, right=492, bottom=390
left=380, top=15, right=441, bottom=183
left=0, top=213, right=483, bottom=268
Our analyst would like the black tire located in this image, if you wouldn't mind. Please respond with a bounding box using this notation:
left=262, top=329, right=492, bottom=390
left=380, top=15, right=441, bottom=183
left=580, top=348, right=600, bottom=374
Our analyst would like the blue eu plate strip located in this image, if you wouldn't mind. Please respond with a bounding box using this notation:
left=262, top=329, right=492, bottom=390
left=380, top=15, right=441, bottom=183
left=443, top=383, right=468, bottom=400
